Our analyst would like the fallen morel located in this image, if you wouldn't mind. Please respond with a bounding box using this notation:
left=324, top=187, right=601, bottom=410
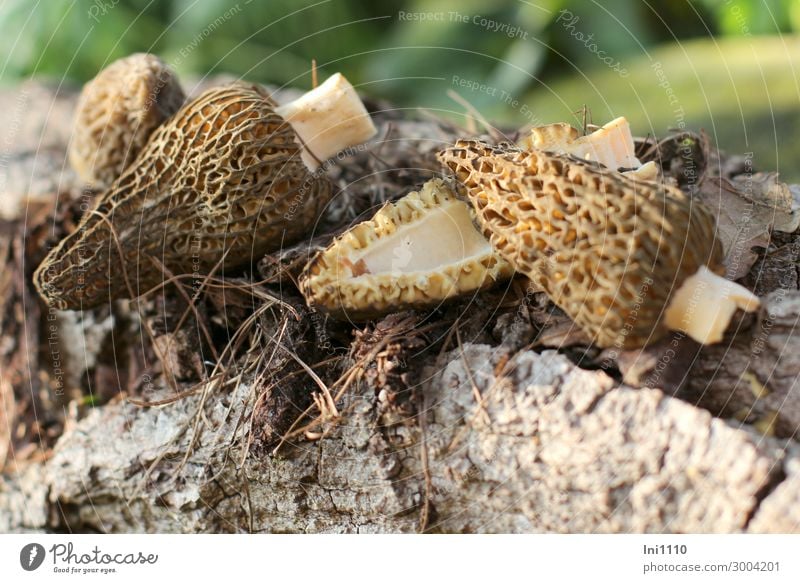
left=68, top=53, right=185, bottom=188
left=299, top=178, right=513, bottom=319
left=36, top=74, right=375, bottom=310
left=438, top=140, right=759, bottom=348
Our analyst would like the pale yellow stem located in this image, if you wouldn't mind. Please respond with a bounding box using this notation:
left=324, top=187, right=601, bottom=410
left=663, top=266, right=760, bottom=344
left=275, top=73, right=377, bottom=171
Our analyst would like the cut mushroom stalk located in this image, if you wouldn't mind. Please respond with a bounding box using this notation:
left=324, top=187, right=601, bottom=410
left=276, top=73, right=377, bottom=171
left=524, top=116, right=658, bottom=179
left=570, top=116, right=641, bottom=169
left=663, top=266, right=761, bottom=344
left=529, top=116, right=641, bottom=169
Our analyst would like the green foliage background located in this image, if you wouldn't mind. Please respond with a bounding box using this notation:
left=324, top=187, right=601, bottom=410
left=1, top=0, right=798, bottom=176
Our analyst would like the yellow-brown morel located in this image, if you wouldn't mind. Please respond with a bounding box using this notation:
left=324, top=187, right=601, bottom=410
left=438, top=139, right=759, bottom=348
left=35, top=74, right=376, bottom=310
left=68, top=53, right=186, bottom=188
left=299, top=178, right=514, bottom=319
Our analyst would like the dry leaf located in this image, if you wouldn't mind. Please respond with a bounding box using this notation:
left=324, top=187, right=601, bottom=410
left=698, top=173, right=800, bottom=279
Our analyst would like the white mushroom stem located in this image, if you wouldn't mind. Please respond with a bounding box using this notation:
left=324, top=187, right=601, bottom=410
left=663, top=266, right=761, bottom=344
left=275, top=73, right=377, bottom=171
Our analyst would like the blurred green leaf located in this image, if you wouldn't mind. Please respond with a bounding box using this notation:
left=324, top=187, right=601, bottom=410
left=0, top=0, right=794, bottom=177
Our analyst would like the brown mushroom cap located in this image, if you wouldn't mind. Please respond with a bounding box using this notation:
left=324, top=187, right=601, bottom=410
left=299, top=178, right=513, bottom=320
left=35, top=82, right=331, bottom=310
left=438, top=139, right=724, bottom=348
left=68, top=53, right=186, bottom=188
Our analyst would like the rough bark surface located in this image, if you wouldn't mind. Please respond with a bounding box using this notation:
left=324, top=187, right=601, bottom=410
left=1, top=81, right=799, bottom=533
left=1, top=343, right=797, bottom=533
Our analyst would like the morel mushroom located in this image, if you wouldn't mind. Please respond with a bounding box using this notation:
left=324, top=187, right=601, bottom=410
left=299, top=178, right=513, bottom=319
left=438, top=140, right=759, bottom=348
left=35, top=75, right=376, bottom=310
left=69, top=53, right=186, bottom=188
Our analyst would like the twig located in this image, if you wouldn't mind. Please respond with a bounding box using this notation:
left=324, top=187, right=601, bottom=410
left=272, top=321, right=443, bottom=454
left=417, top=389, right=434, bottom=533
left=89, top=210, right=179, bottom=392
left=446, top=89, right=506, bottom=142
left=455, top=326, right=491, bottom=425
left=147, top=255, right=221, bottom=365
left=311, top=59, right=318, bottom=89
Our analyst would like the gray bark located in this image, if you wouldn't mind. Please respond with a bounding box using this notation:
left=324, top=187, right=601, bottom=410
left=1, top=338, right=797, bottom=533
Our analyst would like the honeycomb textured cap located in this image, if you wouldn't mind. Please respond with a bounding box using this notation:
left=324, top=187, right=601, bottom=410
left=68, top=53, right=186, bottom=188
left=35, top=82, right=332, bottom=310
left=299, top=178, right=513, bottom=320
left=437, top=139, right=724, bottom=348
